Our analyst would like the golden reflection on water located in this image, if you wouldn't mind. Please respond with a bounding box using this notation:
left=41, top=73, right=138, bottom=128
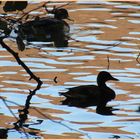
left=0, top=1, right=140, bottom=139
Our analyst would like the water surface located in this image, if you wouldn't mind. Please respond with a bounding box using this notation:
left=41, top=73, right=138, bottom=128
left=0, top=1, right=140, bottom=139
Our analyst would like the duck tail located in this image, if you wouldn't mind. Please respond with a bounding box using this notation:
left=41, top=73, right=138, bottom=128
left=59, top=92, right=64, bottom=96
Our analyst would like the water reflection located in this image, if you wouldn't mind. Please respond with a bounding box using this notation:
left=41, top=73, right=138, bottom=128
left=0, top=0, right=140, bottom=139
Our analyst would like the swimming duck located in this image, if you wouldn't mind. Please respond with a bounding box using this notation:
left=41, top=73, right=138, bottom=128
left=60, top=71, right=119, bottom=108
left=18, top=8, right=70, bottom=47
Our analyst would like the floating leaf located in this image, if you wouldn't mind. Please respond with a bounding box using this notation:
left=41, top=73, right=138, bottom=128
left=3, top=1, right=16, bottom=12
left=14, top=1, right=28, bottom=11
left=16, top=36, right=25, bottom=51
left=3, top=1, right=28, bottom=12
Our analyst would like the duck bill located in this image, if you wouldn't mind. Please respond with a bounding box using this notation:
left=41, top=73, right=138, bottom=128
left=112, top=77, right=119, bottom=81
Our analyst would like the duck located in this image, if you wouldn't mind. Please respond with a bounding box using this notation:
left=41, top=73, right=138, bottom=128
left=18, top=8, right=70, bottom=47
left=60, top=71, right=119, bottom=109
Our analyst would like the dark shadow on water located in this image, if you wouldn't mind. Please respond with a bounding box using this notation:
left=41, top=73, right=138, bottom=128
left=0, top=39, right=43, bottom=138
left=96, top=106, right=119, bottom=115
left=61, top=98, right=119, bottom=115
left=60, top=71, right=119, bottom=116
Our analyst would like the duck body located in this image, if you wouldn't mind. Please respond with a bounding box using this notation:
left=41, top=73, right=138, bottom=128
left=18, top=8, right=70, bottom=47
left=60, top=71, right=118, bottom=108
left=60, top=84, right=116, bottom=108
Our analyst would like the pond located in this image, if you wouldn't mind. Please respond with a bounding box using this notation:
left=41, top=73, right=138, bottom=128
left=0, top=1, right=140, bottom=139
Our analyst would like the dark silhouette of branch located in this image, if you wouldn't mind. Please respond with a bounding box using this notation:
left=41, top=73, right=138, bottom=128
left=14, top=81, right=42, bottom=128
left=0, top=37, right=43, bottom=137
left=0, top=39, right=43, bottom=88
left=17, top=1, right=50, bottom=22
left=0, top=95, right=92, bottom=139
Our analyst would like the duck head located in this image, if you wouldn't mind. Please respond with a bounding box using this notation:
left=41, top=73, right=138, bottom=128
left=53, top=8, right=72, bottom=20
left=97, top=71, right=119, bottom=86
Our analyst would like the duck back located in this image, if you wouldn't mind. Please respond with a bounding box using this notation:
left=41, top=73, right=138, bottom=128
left=60, top=85, right=102, bottom=107
left=18, top=18, right=70, bottom=47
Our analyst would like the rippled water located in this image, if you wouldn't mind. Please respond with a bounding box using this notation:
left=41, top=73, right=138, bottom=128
left=0, top=1, right=140, bottom=139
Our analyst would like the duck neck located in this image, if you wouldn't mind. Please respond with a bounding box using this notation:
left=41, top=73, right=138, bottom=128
left=97, top=81, right=107, bottom=88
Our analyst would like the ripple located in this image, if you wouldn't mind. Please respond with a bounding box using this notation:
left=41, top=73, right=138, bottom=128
left=125, top=68, right=140, bottom=73
left=58, top=55, right=95, bottom=61
left=86, top=23, right=117, bottom=29
left=69, top=72, right=91, bottom=75
left=114, top=76, right=140, bottom=83
left=77, top=1, right=122, bottom=5
left=0, top=55, right=12, bottom=58
left=73, top=75, right=96, bottom=82
left=0, top=61, right=18, bottom=67
left=64, top=82, right=94, bottom=85
left=122, top=36, right=140, bottom=41
left=110, top=46, right=138, bottom=52
left=128, top=13, right=140, bottom=17
left=77, top=30, right=104, bottom=36
left=2, top=80, right=37, bottom=87
left=128, top=20, right=140, bottom=24
left=25, top=62, right=56, bottom=69
left=29, top=11, right=44, bottom=15
left=0, top=72, right=17, bottom=75
left=115, top=5, right=140, bottom=9
left=120, top=123, right=140, bottom=135
left=30, top=68, right=67, bottom=72
left=75, top=36, right=119, bottom=44
left=21, top=58, right=82, bottom=65
left=129, top=32, right=140, bottom=35
left=70, top=8, right=111, bottom=12
left=111, top=12, right=123, bottom=15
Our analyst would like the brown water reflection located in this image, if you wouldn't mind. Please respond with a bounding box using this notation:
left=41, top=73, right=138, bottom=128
left=0, top=1, right=140, bottom=139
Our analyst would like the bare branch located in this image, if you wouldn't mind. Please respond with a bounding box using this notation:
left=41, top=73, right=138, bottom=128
left=56, top=1, right=73, bottom=9
left=0, top=39, right=43, bottom=87
left=17, top=1, right=50, bottom=22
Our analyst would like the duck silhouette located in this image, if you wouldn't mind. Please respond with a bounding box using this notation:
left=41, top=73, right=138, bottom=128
left=60, top=71, right=119, bottom=112
left=18, top=8, right=70, bottom=47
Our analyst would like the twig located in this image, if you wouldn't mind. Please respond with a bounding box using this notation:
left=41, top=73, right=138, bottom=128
left=56, top=1, right=73, bottom=9
left=105, top=42, right=121, bottom=50
left=0, top=97, right=29, bottom=138
left=34, top=108, right=92, bottom=139
left=17, top=1, right=50, bottom=22
left=54, top=76, right=58, bottom=83
left=14, top=81, right=42, bottom=128
left=68, top=35, right=121, bottom=49
left=1, top=97, right=19, bottom=121
left=107, top=55, right=110, bottom=70
left=136, top=52, right=140, bottom=64
left=0, top=37, right=43, bottom=134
